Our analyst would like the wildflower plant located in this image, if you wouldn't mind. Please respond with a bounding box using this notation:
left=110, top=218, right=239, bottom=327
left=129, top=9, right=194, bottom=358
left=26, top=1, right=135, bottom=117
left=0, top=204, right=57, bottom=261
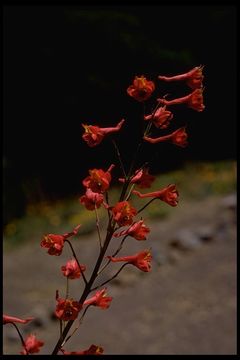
left=3, top=65, right=205, bottom=354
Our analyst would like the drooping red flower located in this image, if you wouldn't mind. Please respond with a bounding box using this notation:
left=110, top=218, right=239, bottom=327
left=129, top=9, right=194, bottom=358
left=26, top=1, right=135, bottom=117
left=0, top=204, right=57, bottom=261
left=170, top=127, right=188, bottom=147
left=82, top=119, right=125, bottom=147
left=82, top=164, right=115, bottom=193
left=55, top=294, right=82, bottom=321
left=158, top=65, right=204, bottom=89
left=111, top=201, right=137, bottom=227
left=187, top=88, right=205, bottom=111
left=114, top=220, right=150, bottom=240
left=83, top=288, right=112, bottom=309
left=158, top=88, right=205, bottom=112
left=20, top=334, right=44, bottom=355
left=133, top=184, right=179, bottom=207
left=107, top=249, right=152, bottom=272
left=61, top=344, right=104, bottom=355
left=144, top=127, right=188, bottom=148
left=61, top=259, right=86, bottom=280
left=80, top=188, right=104, bottom=210
left=40, top=225, right=81, bottom=256
left=127, top=75, right=155, bottom=102
left=119, top=168, right=155, bottom=189
left=144, top=105, right=173, bottom=129
left=3, top=314, right=34, bottom=325
left=41, top=234, right=65, bottom=256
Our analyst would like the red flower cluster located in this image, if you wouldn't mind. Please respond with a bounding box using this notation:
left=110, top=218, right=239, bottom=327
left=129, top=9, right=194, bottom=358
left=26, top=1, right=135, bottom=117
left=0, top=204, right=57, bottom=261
left=84, top=288, right=112, bottom=309
left=127, top=75, right=155, bottom=102
left=55, top=292, right=82, bottom=321
left=111, top=201, right=137, bottom=227
left=40, top=225, right=81, bottom=256
left=61, top=344, right=104, bottom=355
left=61, top=259, right=86, bottom=280
left=158, top=65, right=204, bottom=89
left=133, top=184, right=179, bottom=207
left=82, top=164, right=114, bottom=193
left=82, top=119, right=125, bottom=147
left=25, top=66, right=206, bottom=356
left=3, top=314, right=34, bottom=325
left=80, top=188, right=104, bottom=211
left=144, top=127, right=188, bottom=148
left=119, top=168, right=155, bottom=189
left=108, top=249, right=152, bottom=272
left=21, top=334, right=44, bottom=355
left=144, top=105, right=173, bottom=129
left=158, top=88, right=205, bottom=112
left=114, top=220, right=150, bottom=241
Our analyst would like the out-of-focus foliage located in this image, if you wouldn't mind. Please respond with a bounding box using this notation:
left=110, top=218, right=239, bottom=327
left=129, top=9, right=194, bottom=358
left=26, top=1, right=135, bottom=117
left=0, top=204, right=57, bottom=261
left=3, top=160, right=236, bottom=251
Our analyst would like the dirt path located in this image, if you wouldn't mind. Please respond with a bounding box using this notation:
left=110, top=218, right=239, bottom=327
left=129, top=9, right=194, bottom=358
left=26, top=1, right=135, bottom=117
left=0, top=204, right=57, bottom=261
left=3, top=194, right=236, bottom=355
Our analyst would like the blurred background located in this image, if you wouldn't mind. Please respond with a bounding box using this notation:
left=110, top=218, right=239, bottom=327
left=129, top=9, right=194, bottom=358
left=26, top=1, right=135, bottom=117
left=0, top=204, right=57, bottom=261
left=3, top=5, right=236, bottom=355
left=3, top=5, right=236, bottom=227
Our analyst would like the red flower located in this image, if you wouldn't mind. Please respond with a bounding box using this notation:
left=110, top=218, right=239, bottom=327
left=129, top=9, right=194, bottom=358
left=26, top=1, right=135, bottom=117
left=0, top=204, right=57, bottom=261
left=107, top=249, right=152, bottom=272
left=127, top=75, right=155, bottom=102
left=119, top=168, right=155, bottom=189
left=170, top=127, right=188, bottom=147
left=114, top=220, right=150, bottom=240
left=61, top=259, right=86, bottom=280
left=158, top=65, right=204, bottom=89
left=187, top=88, right=205, bottom=112
left=80, top=188, right=104, bottom=210
left=144, top=127, right=188, bottom=148
left=61, top=344, right=104, bottom=355
left=55, top=295, right=82, bottom=321
left=40, top=225, right=81, bottom=256
left=84, top=288, right=112, bottom=309
left=158, top=88, right=205, bottom=112
left=144, top=106, right=173, bottom=129
left=20, top=334, right=44, bottom=355
left=111, top=201, right=137, bottom=227
left=3, top=314, right=34, bottom=325
left=133, top=184, right=179, bottom=207
left=82, top=164, right=115, bottom=193
left=82, top=119, right=125, bottom=147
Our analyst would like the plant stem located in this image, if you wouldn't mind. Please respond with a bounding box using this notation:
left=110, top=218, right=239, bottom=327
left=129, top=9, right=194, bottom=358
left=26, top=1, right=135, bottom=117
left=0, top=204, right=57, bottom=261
left=112, top=139, right=127, bottom=179
left=95, top=205, right=102, bottom=248
left=91, top=263, right=129, bottom=291
left=137, top=198, right=157, bottom=214
left=66, top=278, right=69, bottom=299
left=61, top=305, right=91, bottom=347
left=65, top=240, right=88, bottom=285
left=10, top=323, right=28, bottom=355
left=125, top=184, right=135, bottom=201
left=51, top=220, right=117, bottom=355
left=97, top=234, right=129, bottom=275
left=52, top=112, right=145, bottom=353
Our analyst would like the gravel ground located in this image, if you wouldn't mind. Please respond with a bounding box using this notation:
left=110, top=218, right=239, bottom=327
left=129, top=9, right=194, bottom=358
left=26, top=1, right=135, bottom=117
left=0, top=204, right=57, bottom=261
left=3, top=193, right=237, bottom=355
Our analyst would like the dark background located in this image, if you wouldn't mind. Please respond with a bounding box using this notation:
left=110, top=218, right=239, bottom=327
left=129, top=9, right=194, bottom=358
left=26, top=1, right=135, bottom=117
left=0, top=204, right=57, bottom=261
left=3, top=5, right=237, bottom=224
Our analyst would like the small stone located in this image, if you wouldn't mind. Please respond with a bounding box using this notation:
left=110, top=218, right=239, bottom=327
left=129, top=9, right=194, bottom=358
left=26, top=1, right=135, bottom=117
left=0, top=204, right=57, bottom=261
left=195, top=225, right=215, bottom=242
left=169, top=229, right=202, bottom=251
left=221, top=194, right=237, bottom=210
